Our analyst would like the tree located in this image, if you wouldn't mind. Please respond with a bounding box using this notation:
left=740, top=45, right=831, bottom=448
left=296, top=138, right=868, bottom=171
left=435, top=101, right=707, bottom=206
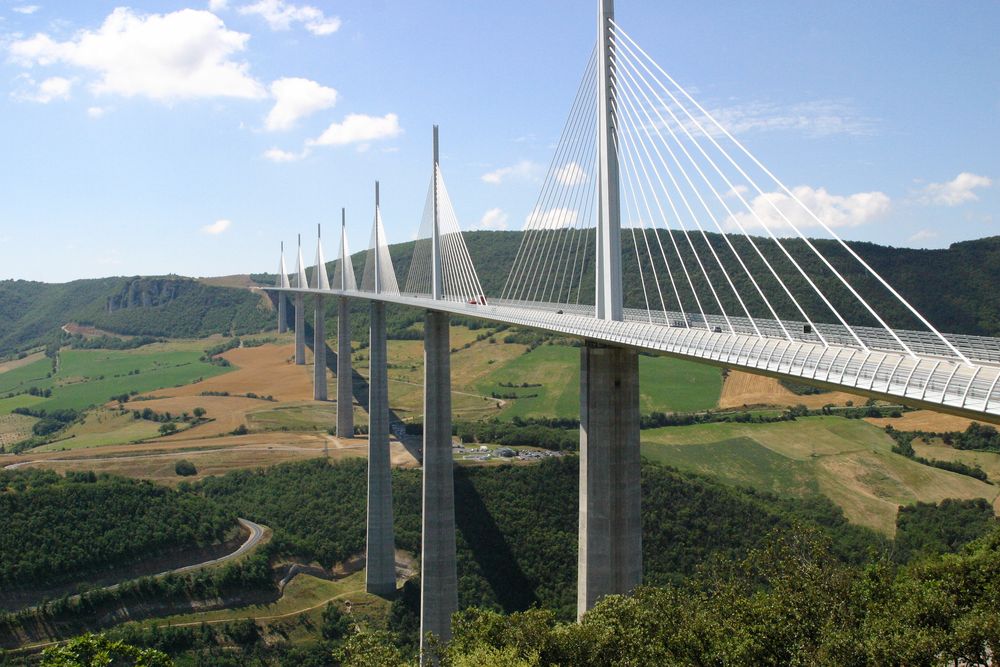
left=158, top=422, right=177, bottom=436
left=41, top=633, right=171, bottom=667
left=193, top=407, right=206, bottom=419
left=322, top=602, right=352, bottom=640
left=174, top=460, right=197, bottom=477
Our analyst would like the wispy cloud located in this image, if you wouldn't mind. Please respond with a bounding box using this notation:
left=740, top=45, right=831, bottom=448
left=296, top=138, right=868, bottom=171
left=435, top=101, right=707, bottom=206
left=201, top=219, right=232, bottom=235
left=525, top=207, right=578, bottom=229
left=12, top=75, right=71, bottom=103
left=238, top=0, right=340, bottom=35
left=555, top=161, right=586, bottom=186
left=644, top=98, right=878, bottom=139
left=481, top=160, right=542, bottom=185
left=908, top=229, right=937, bottom=243
left=477, top=208, right=509, bottom=230
left=263, top=147, right=307, bottom=162
left=12, top=5, right=40, bottom=15
left=917, top=172, right=992, bottom=206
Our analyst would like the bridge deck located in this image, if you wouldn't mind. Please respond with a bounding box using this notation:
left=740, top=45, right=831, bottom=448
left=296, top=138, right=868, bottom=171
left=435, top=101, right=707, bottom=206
left=267, top=287, right=1000, bottom=423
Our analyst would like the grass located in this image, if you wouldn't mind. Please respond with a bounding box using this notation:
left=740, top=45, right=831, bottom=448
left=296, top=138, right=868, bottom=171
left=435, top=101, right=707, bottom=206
left=0, top=358, right=53, bottom=397
left=0, top=342, right=236, bottom=416
left=641, top=436, right=819, bottom=497
left=913, top=438, right=1000, bottom=488
left=0, top=393, right=46, bottom=413
left=34, top=410, right=164, bottom=451
left=248, top=404, right=340, bottom=431
left=137, top=571, right=375, bottom=628
left=475, top=345, right=723, bottom=420
left=641, top=416, right=999, bottom=535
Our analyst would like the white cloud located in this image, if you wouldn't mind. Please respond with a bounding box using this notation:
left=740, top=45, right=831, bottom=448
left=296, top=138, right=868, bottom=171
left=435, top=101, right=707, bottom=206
left=918, top=172, right=992, bottom=206
left=555, top=161, right=586, bottom=186
left=265, top=77, right=336, bottom=131
left=478, top=208, right=509, bottom=230
left=908, top=229, right=937, bottom=243
left=201, top=219, right=232, bottom=235
left=525, top=207, right=578, bottom=229
left=86, top=105, right=108, bottom=118
left=13, top=5, right=40, bottom=14
left=263, top=147, right=307, bottom=162
left=208, top=0, right=229, bottom=11
left=13, top=75, right=71, bottom=102
left=8, top=7, right=266, bottom=101
left=726, top=185, right=891, bottom=233
left=238, top=0, right=340, bottom=35
left=481, top=160, right=541, bottom=185
left=309, top=113, right=401, bottom=147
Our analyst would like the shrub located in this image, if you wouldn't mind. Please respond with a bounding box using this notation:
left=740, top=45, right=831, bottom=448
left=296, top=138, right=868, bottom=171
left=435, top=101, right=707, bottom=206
left=175, top=460, right=197, bottom=476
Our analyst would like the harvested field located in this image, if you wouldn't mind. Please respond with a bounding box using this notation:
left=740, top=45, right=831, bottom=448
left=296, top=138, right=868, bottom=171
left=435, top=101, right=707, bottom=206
left=5, top=432, right=418, bottom=484
left=866, top=410, right=982, bottom=433
left=61, top=323, right=128, bottom=339
left=719, top=370, right=864, bottom=409
left=198, top=274, right=259, bottom=289
left=144, top=343, right=318, bottom=403
left=0, top=413, right=35, bottom=449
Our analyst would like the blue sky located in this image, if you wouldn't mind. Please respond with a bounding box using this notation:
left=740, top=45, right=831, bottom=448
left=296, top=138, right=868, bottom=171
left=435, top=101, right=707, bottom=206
left=0, top=0, right=997, bottom=283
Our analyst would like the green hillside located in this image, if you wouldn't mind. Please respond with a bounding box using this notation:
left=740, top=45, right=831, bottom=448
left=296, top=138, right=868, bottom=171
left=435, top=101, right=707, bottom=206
left=0, top=276, right=273, bottom=358
left=283, top=232, right=1000, bottom=348
left=5, top=233, right=1000, bottom=361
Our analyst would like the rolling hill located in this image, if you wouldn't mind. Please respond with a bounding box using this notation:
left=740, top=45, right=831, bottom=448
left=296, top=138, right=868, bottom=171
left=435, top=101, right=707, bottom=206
left=4, top=233, right=1000, bottom=362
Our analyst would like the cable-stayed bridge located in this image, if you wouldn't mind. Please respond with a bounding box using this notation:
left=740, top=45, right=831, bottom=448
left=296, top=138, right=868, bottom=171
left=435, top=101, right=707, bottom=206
left=264, top=0, right=1000, bottom=659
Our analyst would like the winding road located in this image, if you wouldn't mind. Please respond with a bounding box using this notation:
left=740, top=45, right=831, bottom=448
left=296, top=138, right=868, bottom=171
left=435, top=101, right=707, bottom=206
left=20, top=518, right=266, bottom=609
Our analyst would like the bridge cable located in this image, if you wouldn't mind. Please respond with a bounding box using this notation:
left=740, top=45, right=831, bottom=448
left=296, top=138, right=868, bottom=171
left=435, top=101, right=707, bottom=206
left=611, top=21, right=962, bottom=363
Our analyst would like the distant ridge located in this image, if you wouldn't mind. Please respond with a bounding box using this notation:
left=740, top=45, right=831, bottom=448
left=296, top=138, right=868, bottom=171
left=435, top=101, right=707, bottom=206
left=3, top=233, right=999, bottom=359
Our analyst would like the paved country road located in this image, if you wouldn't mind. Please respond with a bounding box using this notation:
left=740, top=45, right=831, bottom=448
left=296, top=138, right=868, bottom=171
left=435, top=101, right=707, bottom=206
left=103, top=518, right=267, bottom=590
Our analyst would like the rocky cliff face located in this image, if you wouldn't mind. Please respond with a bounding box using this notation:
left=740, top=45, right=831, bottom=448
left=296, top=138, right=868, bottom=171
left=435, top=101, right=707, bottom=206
left=106, top=278, right=187, bottom=313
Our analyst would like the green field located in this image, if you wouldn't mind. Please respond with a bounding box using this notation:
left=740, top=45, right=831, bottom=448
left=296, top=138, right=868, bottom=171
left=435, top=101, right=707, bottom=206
left=641, top=416, right=1000, bottom=535
left=0, top=343, right=234, bottom=414
left=0, top=358, right=53, bottom=397
left=248, top=404, right=340, bottom=431
left=475, top=345, right=722, bottom=419
left=34, top=410, right=165, bottom=451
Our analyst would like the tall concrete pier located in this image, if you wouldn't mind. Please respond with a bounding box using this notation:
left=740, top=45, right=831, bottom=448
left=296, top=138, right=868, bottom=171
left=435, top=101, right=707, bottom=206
left=294, top=234, right=308, bottom=365
left=419, top=309, right=458, bottom=651
left=294, top=294, right=305, bottom=365
left=337, top=297, right=353, bottom=437
left=577, top=343, right=641, bottom=618
left=277, top=242, right=289, bottom=334
left=575, top=0, right=642, bottom=619
left=313, top=295, right=327, bottom=400
left=366, top=299, right=395, bottom=595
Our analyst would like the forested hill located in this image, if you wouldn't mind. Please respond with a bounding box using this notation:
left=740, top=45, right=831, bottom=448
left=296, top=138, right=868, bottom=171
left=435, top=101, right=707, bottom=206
left=456, top=231, right=1000, bottom=337
left=3, top=233, right=999, bottom=358
left=299, top=231, right=1000, bottom=339
left=0, top=276, right=272, bottom=357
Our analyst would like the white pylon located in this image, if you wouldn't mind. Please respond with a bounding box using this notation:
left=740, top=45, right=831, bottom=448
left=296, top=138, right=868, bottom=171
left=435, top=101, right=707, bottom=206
left=295, top=234, right=308, bottom=289
left=313, top=224, right=331, bottom=291
left=336, top=208, right=357, bottom=291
